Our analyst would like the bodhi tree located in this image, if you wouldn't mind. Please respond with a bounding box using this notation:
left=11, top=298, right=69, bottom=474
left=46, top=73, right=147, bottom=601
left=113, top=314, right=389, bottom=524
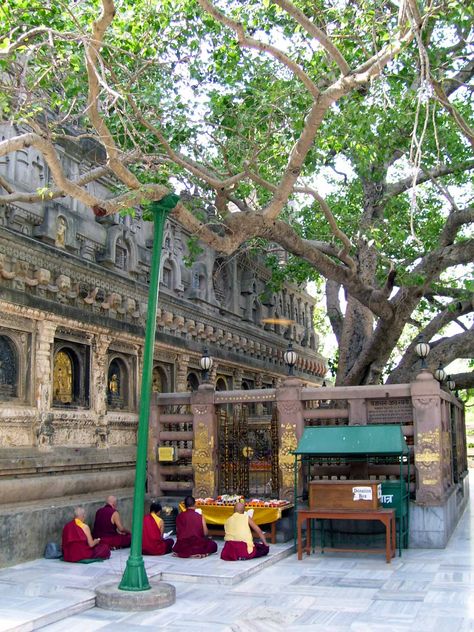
left=0, top=0, right=472, bottom=387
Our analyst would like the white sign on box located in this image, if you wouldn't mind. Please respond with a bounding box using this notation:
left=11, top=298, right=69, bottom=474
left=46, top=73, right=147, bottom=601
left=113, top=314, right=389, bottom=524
left=352, top=486, right=373, bottom=501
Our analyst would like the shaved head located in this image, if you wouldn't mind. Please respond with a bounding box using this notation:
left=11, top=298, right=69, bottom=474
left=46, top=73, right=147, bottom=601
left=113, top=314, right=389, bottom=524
left=106, top=495, right=117, bottom=507
left=74, top=506, right=85, bottom=519
left=234, top=502, right=245, bottom=514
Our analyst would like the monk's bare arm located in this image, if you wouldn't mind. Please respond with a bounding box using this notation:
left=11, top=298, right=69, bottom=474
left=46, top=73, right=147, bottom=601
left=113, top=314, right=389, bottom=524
left=201, top=515, right=209, bottom=537
left=82, top=523, right=100, bottom=547
left=112, top=511, right=130, bottom=534
left=248, top=517, right=268, bottom=546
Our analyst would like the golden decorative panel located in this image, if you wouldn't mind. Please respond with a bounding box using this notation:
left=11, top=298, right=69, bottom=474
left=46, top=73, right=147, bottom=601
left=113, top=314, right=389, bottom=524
left=53, top=351, right=73, bottom=404
left=279, top=423, right=297, bottom=490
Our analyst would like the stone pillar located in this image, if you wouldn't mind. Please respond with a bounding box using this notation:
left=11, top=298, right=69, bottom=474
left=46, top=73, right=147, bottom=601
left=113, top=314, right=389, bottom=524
left=209, top=361, right=218, bottom=386
left=34, top=320, right=57, bottom=449
left=191, top=385, right=218, bottom=498
left=276, top=377, right=304, bottom=500
left=92, top=333, right=112, bottom=447
left=348, top=399, right=368, bottom=425
left=176, top=352, right=190, bottom=392
left=411, top=370, right=444, bottom=504
left=255, top=373, right=264, bottom=416
left=233, top=368, right=243, bottom=390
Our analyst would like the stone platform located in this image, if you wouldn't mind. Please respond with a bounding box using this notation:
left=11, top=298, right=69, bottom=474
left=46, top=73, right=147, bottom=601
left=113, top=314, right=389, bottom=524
left=0, top=542, right=293, bottom=631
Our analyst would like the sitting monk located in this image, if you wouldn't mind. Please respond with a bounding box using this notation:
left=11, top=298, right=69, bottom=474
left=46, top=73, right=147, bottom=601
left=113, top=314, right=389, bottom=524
left=142, top=501, right=174, bottom=556
left=93, top=495, right=131, bottom=549
left=172, top=495, right=218, bottom=558
left=62, top=506, right=111, bottom=563
left=221, top=502, right=270, bottom=561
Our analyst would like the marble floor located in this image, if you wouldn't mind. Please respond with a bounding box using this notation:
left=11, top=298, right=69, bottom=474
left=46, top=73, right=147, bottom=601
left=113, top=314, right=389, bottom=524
left=1, top=489, right=473, bottom=632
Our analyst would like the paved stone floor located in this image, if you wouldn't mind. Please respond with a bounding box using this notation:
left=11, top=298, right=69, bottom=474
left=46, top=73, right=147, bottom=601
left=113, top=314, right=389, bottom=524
left=1, top=484, right=473, bottom=632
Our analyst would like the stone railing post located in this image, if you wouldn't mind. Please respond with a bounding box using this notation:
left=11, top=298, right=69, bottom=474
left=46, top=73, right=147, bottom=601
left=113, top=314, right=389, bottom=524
left=191, top=384, right=218, bottom=498
left=411, top=370, right=444, bottom=504
left=276, top=377, right=304, bottom=500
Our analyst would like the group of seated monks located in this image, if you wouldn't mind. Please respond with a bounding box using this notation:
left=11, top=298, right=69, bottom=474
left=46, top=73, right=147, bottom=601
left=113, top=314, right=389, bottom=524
left=61, top=494, right=269, bottom=563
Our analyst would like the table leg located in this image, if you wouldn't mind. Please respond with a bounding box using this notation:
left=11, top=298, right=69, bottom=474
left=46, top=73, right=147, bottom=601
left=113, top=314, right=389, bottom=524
left=297, top=515, right=302, bottom=560
left=270, top=522, right=276, bottom=544
left=306, top=518, right=311, bottom=556
left=391, top=514, right=396, bottom=557
left=383, top=516, right=391, bottom=564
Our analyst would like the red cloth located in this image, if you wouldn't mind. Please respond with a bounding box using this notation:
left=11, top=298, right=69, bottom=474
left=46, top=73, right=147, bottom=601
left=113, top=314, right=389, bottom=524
left=62, top=520, right=110, bottom=563
left=93, top=504, right=131, bottom=549
left=142, top=514, right=174, bottom=556
left=220, top=541, right=269, bottom=561
left=172, top=509, right=217, bottom=558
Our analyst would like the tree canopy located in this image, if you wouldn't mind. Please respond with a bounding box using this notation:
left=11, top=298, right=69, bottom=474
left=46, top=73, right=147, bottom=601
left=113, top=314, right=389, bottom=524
left=0, top=0, right=472, bottom=387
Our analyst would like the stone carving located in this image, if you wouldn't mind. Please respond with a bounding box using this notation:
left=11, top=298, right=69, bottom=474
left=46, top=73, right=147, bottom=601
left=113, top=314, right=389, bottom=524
left=413, top=396, right=439, bottom=409
left=278, top=422, right=298, bottom=495
left=56, top=274, right=71, bottom=293
left=55, top=216, right=67, bottom=249
left=279, top=400, right=301, bottom=415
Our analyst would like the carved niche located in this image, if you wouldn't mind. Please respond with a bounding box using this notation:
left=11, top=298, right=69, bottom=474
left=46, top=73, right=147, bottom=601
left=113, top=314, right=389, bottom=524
left=0, top=328, right=30, bottom=404
left=52, top=338, right=90, bottom=408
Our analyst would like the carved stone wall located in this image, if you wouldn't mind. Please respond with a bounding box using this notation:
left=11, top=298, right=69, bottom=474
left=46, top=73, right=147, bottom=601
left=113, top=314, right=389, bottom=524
left=0, top=128, right=326, bottom=533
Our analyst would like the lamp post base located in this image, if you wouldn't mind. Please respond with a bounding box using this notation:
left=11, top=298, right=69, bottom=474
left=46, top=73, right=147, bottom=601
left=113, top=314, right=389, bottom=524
left=118, top=555, right=150, bottom=591
left=96, top=579, right=175, bottom=611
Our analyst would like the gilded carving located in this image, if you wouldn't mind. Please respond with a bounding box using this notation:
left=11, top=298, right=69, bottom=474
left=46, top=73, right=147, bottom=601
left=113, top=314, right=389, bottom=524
left=278, top=422, right=298, bottom=490
left=192, top=421, right=215, bottom=497
left=415, top=452, right=440, bottom=464
left=192, top=405, right=209, bottom=416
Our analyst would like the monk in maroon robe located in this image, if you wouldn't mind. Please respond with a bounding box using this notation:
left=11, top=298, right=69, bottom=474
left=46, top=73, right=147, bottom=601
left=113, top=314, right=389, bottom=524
left=221, top=502, right=269, bottom=561
left=62, top=506, right=111, bottom=562
left=93, top=495, right=131, bottom=549
left=172, top=495, right=217, bottom=558
left=142, top=501, right=174, bottom=555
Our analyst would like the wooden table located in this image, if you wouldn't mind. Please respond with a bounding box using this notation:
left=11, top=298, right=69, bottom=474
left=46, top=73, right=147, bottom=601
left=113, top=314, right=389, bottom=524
left=297, top=508, right=396, bottom=563
left=180, top=503, right=293, bottom=544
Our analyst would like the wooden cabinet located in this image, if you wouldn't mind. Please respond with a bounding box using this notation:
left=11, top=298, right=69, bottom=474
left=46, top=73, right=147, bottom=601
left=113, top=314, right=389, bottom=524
left=309, top=480, right=381, bottom=510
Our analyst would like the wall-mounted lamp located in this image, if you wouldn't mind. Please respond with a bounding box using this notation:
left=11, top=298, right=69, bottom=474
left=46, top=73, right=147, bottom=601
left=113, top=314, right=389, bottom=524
left=200, top=348, right=213, bottom=383
left=415, top=335, right=430, bottom=369
left=283, top=342, right=297, bottom=376
left=434, top=362, right=446, bottom=383
left=446, top=375, right=456, bottom=391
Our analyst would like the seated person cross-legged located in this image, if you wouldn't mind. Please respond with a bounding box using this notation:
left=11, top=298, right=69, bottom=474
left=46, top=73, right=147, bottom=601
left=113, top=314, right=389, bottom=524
left=93, top=495, right=131, bottom=549
left=172, top=495, right=218, bottom=558
left=142, top=501, right=174, bottom=556
left=221, top=502, right=270, bottom=561
left=62, top=506, right=111, bottom=563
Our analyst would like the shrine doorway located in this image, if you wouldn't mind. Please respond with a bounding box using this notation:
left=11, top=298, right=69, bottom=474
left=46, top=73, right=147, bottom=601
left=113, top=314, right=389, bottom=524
left=217, top=404, right=279, bottom=498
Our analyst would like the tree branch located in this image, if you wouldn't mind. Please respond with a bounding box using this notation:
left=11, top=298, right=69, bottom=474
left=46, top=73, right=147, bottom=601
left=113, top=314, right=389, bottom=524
left=385, top=160, right=474, bottom=199
left=272, top=0, right=351, bottom=76
left=430, top=75, right=474, bottom=150
left=197, top=0, right=320, bottom=98
left=326, top=279, right=344, bottom=343
left=0, top=133, right=101, bottom=208
left=84, top=0, right=141, bottom=188
left=439, top=206, right=474, bottom=246
left=450, top=371, right=474, bottom=390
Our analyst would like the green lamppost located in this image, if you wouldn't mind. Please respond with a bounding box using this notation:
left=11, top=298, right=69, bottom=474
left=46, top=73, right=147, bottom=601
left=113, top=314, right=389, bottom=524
left=119, top=194, right=179, bottom=591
